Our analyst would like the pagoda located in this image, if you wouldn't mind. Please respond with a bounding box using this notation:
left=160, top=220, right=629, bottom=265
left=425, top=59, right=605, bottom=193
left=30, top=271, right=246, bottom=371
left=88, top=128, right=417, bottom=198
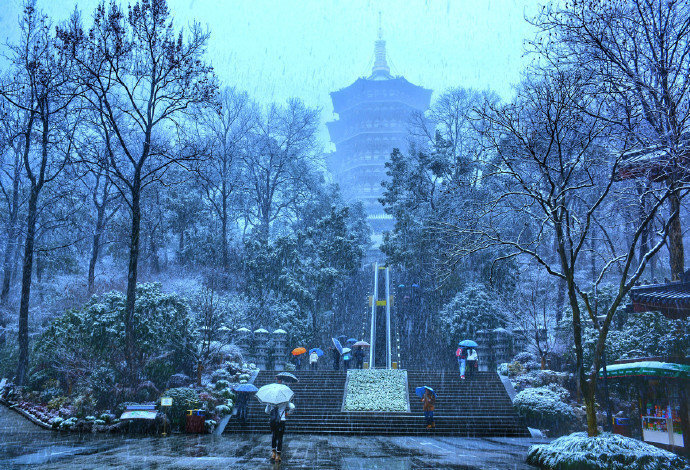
left=326, top=20, right=432, bottom=248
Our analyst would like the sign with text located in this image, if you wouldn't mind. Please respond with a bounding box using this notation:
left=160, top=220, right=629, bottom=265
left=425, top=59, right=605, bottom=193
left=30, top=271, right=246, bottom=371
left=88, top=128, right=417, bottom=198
left=161, top=397, right=173, bottom=407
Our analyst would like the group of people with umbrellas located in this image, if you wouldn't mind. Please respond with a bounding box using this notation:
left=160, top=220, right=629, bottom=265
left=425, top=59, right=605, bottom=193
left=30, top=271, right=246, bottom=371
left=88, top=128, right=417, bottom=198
left=455, top=339, right=479, bottom=380
left=290, top=336, right=370, bottom=371
left=331, top=336, right=369, bottom=370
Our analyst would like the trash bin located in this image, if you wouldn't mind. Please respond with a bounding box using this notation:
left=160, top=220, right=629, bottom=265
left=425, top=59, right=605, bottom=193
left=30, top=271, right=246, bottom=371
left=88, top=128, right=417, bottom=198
left=613, top=417, right=631, bottom=437
left=185, top=409, right=206, bottom=433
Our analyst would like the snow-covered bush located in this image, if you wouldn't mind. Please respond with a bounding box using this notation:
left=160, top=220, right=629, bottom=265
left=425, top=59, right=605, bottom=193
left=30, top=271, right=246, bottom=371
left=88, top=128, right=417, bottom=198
left=211, top=368, right=231, bottom=383
left=161, top=387, right=201, bottom=428
left=514, top=385, right=575, bottom=435
left=214, top=404, right=232, bottom=417
left=513, top=352, right=535, bottom=364
left=343, top=369, right=408, bottom=412
left=50, top=416, right=64, bottom=429
left=214, top=379, right=230, bottom=391
left=513, top=369, right=570, bottom=392
left=526, top=432, right=689, bottom=470
left=204, top=419, right=217, bottom=433
left=507, top=361, right=525, bottom=377
left=497, top=363, right=509, bottom=376
left=59, top=417, right=77, bottom=430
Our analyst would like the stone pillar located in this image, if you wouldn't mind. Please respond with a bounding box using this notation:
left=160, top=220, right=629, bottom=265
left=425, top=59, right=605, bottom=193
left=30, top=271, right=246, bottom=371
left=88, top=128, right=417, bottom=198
left=476, top=330, right=492, bottom=372
left=235, top=327, right=252, bottom=364
left=253, top=328, right=269, bottom=370
left=272, top=329, right=287, bottom=371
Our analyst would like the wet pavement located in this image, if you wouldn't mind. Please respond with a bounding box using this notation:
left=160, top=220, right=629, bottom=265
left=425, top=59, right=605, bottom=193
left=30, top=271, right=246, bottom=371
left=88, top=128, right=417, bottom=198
left=0, top=406, right=547, bottom=469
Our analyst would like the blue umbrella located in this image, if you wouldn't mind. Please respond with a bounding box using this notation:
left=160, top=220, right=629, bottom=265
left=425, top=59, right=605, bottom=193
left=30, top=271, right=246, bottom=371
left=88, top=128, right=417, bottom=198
left=332, top=337, right=343, bottom=354
left=346, top=338, right=357, bottom=344
left=458, top=340, right=478, bottom=348
left=309, top=348, right=324, bottom=357
left=233, top=383, right=259, bottom=393
left=415, top=386, right=436, bottom=398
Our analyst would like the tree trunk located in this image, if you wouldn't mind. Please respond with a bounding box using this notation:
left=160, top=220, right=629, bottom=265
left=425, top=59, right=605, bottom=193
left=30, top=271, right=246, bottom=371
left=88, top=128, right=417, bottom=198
left=667, top=184, right=685, bottom=280
left=88, top=203, right=106, bottom=294
left=3, top=118, right=34, bottom=303
left=124, top=174, right=142, bottom=383
left=221, top=186, right=229, bottom=271
left=15, top=188, right=39, bottom=385
left=583, top=379, right=599, bottom=436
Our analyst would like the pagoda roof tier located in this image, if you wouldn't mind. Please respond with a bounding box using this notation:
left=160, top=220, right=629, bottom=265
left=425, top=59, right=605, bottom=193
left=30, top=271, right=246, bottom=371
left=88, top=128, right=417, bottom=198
left=616, top=138, right=690, bottom=182
left=326, top=126, right=411, bottom=145
left=628, top=270, right=690, bottom=320
left=330, top=76, right=432, bottom=114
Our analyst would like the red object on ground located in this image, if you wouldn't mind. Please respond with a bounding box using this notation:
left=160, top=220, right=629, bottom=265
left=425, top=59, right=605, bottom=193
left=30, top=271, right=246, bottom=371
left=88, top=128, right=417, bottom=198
left=185, top=414, right=205, bottom=433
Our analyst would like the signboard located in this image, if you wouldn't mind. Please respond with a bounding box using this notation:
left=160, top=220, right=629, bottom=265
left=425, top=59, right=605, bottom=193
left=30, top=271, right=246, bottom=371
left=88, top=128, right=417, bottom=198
left=161, top=397, right=173, bottom=407
left=120, top=410, right=157, bottom=420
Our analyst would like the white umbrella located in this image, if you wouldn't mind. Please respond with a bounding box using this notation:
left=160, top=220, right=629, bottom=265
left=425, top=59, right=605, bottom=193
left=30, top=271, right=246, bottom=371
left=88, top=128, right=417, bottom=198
left=255, top=383, right=294, bottom=405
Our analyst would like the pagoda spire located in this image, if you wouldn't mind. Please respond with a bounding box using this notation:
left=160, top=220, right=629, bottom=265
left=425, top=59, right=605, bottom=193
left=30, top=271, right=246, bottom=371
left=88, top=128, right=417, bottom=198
left=370, top=11, right=391, bottom=79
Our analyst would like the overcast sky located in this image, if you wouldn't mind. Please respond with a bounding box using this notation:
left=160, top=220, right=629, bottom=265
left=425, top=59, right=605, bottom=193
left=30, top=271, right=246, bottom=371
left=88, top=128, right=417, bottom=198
left=1, top=0, right=537, bottom=141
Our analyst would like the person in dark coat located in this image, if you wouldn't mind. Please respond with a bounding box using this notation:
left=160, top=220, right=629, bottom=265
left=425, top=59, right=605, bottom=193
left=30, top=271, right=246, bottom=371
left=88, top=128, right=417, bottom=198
left=354, top=346, right=365, bottom=369
left=331, top=346, right=340, bottom=370
left=342, top=351, right=351, bottom=371
left=235, top=391, right=250, bottom=422
left=456, top=346, right=467, bottom=379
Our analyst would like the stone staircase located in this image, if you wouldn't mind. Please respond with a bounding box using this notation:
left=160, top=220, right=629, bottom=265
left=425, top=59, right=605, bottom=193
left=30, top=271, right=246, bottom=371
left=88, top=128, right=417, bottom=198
left=223, top=369, right=528, bottom=436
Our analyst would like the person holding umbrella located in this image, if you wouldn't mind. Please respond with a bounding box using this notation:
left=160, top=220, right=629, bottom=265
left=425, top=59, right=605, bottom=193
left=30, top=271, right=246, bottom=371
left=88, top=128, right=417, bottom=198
left=309, top=348, right=323, bottom=370
left=233, top=383, right=258, bottom=423
left=422, top=388, right=436, bottom=429
left=458, top=340, right=478, bottom=379
left=257, top=382, right=295, bottom=463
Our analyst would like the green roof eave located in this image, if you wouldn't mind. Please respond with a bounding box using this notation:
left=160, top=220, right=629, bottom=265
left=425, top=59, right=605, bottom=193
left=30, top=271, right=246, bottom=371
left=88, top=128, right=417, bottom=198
left=599, top=361, right=690, bottom=380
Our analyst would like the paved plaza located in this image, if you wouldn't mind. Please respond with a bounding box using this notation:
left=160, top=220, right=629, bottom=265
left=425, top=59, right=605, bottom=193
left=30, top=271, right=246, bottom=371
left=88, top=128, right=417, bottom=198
left=0, top=406, right=547, bottom=469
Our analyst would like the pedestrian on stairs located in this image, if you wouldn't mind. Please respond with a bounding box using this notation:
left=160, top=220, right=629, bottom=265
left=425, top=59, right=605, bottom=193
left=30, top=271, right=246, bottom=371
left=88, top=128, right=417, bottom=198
left=331, top=346, right=340, bottom=370
left=456, top=346, right=467, bottom=379
left=422, top=389, right=435, bottom=429
left=354, top=346, right=365, bottom=369
left=265, top=400, right=295, bottom=463
left=309, top=350, right=318, bottom=370
left=467, top=348, right=478, bottom=378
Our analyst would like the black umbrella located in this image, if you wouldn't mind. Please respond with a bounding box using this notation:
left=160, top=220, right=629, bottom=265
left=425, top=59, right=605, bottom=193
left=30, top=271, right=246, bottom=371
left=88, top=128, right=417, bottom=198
left=276, top=371, right=299, bottom=383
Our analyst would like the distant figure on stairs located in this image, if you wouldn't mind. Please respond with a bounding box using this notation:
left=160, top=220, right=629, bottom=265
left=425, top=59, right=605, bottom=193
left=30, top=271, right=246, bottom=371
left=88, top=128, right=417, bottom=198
left=342, top=350, right=351, bottom=371
left=422, top=389, right=436, bottom=429
left=330, top=346, right=340, bottom=370
left=309, top=350, right=318, bottom=370
left=456, top=346, right=467, bottom=379
left=235, top=391, right=250, bottom=422
left=354, top=346, right=365, bottom=369
left=467, top=348, right=478, bottom=378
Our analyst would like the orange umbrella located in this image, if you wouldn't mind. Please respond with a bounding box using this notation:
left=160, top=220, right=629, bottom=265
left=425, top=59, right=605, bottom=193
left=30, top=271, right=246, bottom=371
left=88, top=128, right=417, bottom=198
left=291, top=347, right=307, bottom=356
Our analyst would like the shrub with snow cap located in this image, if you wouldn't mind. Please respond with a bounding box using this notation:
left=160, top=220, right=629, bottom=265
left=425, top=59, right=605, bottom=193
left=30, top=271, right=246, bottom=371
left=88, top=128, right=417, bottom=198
left=513, top=385, right=575, bottom=435
left=526, top=432, right=689, bottom=470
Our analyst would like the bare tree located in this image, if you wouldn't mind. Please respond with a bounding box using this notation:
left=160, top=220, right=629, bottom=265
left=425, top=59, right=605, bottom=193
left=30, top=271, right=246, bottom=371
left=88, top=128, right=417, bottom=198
left=59, top=0, right=216, bottom=380
left=533, top=0, right=690, bottom=279
left=198, top=87, right=256, bottom=269
left=0, top=1, right=79, bottom=384
left=443, top=70, right=680, bottom=435
left=242, top=99, right=319, bottom=241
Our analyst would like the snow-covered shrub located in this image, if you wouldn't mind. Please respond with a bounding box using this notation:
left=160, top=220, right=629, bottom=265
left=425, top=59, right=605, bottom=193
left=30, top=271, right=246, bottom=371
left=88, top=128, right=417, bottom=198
left=204, top=419, right=217, bottom=433
left=514, top=385, right=575, bottom=435
left=343, top=370, right=408, bottom=412
left=211, top=368, right=231, bottom=383
left=59, top=417, right=77, bottom=430
left=72, top=394, right=96, bottom=418
left=214, top=404, right=232, bottom=417
left=94, top=419, right=106, bottom=426
left=513, top=352, right=535, bottom=364
left=513, top=369, right=570, bottom=392
left=40, top=387, right=63, bottom=403
left=526, top=432, right=688, bottom=470
left=161, top=387, right=200, bottom=428
left=90, top=366, right=117, bottom=408
left=214, top=379, right=230, bottom=391
left=497, top=363, right=509, bottom=376
left=47, top=396, right=70, bottom=411
left=50, top=416, right=64, bottom=429
left=507, top=361, right=525, bottom=377
left=523, top=360, right=541, bottom=372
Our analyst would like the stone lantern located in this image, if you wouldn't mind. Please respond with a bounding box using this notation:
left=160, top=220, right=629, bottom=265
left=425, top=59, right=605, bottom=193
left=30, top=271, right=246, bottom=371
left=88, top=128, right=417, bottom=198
left=235, top=327, right=252, bottom=364
left=272, top=329, right=287, bottom=371
left=253, top=328, right=270, bottom=370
